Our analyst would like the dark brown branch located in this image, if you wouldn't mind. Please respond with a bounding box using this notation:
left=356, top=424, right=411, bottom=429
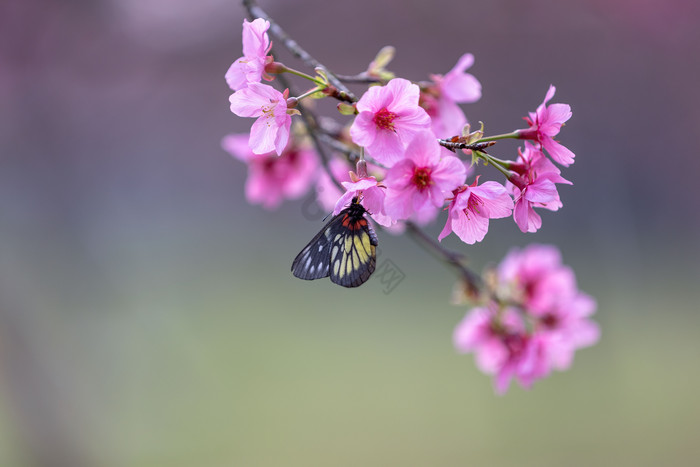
left=438, top=139, right=497, bottom=152
left=334, top=73, right=383, bottom=84
left=316, top=133, right=360, bottom=163
left=321, top=85, right=356, bottom=104
left=243, top=0, right=358, bottom=103
left=299, top=109, right=343, bottom=192
left=275, top=74, right=345, bottom=193
left=405, top=221, right=483, bottom=294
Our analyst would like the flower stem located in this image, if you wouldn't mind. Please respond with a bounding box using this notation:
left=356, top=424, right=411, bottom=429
left=475, top=151, right=514, bottom=179
left=477, top=131, right=520, bottom=142
left=296, top=86, right=323, bottom=100
left=279, top=65, right=326, bottom=86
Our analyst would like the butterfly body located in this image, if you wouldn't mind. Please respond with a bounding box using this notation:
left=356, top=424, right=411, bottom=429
left=292, top=198, right=378, bottom=288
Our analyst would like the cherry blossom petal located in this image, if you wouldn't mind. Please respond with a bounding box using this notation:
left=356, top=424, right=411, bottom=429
left=514, top=198, right=542, bottom=233
left=523, top=178, right=558, bottom=203
left=241, top=18, right=270, bottom=57
left=452, top=208, right=490, bottom=244
left=388, top=78, right=421, bottom=109
left=442, top=53, right=482, bottom=103
left=229, top=87, right=266, bottom=117
left=367, top=130, right=404, bottom=165
left=542, top=138, right=576, bottom=167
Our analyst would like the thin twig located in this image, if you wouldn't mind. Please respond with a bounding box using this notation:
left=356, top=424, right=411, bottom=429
left=311, top=119, right=386, bottom=170
left=243, top=0, right=358, bottom=103
left=276, top=74, right=345, bottom=193
left=317, top=133, right=360, bottom=163
left=334, top=73, right=383, bottom=84
left=405, top=221, right=483, bottom=293
left=301, top=111, right=345, bottom=193
left=438, top=139, right=497, bottom=152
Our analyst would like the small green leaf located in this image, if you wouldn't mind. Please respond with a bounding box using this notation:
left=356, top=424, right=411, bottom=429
left=337, top=102, right=357, bottom=115
left=372, top=46, right=395, bottom=69
left=367, top=46, right=396, bottom=80
left=314, top=67, right=329, bottom=85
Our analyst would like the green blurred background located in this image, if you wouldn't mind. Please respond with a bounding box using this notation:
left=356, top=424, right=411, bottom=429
left=1, top=0, right=699, bottom=465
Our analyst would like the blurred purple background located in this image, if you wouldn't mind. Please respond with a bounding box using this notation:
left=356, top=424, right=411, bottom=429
left=1, top=0, right=699, bottom=465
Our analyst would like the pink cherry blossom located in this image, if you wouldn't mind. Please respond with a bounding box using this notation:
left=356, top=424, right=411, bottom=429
left=453, top=305, right=549, bottom=394
left=383, top=131, right=466, bottom=221
left=511, top=176, right=559, bottom=233
left=498, top=244, right=574, bottom=313
left=350, top=78, right=431, bottom=166
left=316, top=158, right=388, bottom=212
left=225, top=18, right=272, bottom=91
left=517, top=85, right=575, bottom=166
left=536, top=292, right=600, bottom=371
left=498, top=244, right=600, bottom=334
left=508, top=144, right=571, bottom=233
left=222, top=133, right=317, bottom=209
left=441, top=54, right=482, bottom=104
left=454, top=244, right=599, bottom=393
left=229, top=83, right=293, bottom=156
left=333, top=176, right=393, bottom=227
left=438, top=179, right=513, bottom=244
left=422, top=53, right=482, bottom=137
left=406, top=201, right=440, bottom=226
left=497, top=244, right=601, bottom=366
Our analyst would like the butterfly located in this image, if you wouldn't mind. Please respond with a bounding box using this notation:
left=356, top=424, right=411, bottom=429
left=292, top=196, right=378, bottom=287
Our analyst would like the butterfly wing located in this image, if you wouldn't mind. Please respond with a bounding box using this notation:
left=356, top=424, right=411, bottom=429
left=291, top=213, right=343, bottom=281
left=329, top=212, right=377, bottom=288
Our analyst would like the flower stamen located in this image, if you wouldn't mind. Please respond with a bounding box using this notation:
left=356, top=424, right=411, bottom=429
left=411, top=167, right=433, bottom=191
left=373, top=107, right=398, bottom=131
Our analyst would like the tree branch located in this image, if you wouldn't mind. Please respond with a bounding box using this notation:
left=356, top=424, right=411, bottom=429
left=243, top=0, right=485, bottom=295
left=275, top=74, right=345, bottom=193
left=405, top=222, right=483, bottom=294
left=333, top=73, right=383, bottom=85
left=242, top=0, right=358, bottom=103
left=316, top=133, right=360, bottom=164
left=438, top=139, right=497, bottom=152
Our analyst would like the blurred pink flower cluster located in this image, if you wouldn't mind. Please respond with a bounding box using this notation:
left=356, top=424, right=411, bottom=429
left=222, top=133, right=317, bottom=209
left=454, top=244, right=600, bottom=394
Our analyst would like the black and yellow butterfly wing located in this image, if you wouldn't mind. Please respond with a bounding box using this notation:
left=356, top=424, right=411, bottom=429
left=290, top=216, right=337, bottom=281
left=292, top=199, right=378, bottom=288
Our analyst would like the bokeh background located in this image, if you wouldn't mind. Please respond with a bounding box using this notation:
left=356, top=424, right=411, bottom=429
left=2, top=0, right=700, bottom=465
